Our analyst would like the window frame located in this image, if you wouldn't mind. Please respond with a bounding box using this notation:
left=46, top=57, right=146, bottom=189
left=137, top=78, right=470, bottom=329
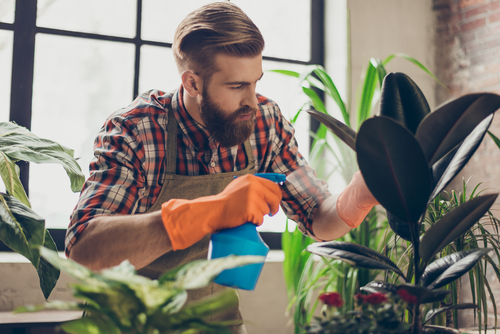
left=0, top=0, right=325, bottom=251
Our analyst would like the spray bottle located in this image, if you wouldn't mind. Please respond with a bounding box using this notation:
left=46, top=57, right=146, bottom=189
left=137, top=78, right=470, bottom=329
left=208, top=173, right=286, bottom=291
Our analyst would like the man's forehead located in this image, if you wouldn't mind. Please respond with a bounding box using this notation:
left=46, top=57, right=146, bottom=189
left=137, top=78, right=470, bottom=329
left=212, top=53, right=263, bottom=82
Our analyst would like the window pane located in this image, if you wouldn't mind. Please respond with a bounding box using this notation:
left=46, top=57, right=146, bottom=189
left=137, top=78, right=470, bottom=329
left=141, top=0, right=311, bottom=61
left=0, top=0, right=15, bottom=23
left=30, top=34, right=135, bottom=228
left=258, top=60, right=310, bottom=233
left=37, top=0, right=137, bottom=38
left=0, top=30, right=12, bottom=122
left=139, top=45, right=181, bottom=93
left=233, top=0, right=311, bottom=61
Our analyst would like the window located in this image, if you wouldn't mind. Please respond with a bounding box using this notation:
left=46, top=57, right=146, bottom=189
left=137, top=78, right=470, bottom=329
left=1, top=0, right=324, bottom=249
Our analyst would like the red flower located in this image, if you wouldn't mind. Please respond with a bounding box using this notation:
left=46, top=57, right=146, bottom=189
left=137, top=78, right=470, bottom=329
left=397, top=289, right=418, bottom=304
left=319, top=292, right=344, bottom=307
left=365, top=292, right=387, bottom=305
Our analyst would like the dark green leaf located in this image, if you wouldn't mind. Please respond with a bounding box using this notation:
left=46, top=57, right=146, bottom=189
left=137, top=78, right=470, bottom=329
left=429, top=115, right=493, bottom=202
left=487, top=130, right=500, bottom=149
left=378, top=72, right=430, bottom=134
left=61, top=316, right=121, bottom=334
left=387, top=211, right=412, bottom=241
left=0, top=194, right=45, bottom=267
left=306, top=109, right=356, bottom=150
left=356, top=116, right=432, bottom=224
left=38, top=230, right=60, bottom=299
left=360, top=280, right=398, bottom=294
left=397, top=284, right=450, bottom=304
left=427, top=248, right=492, bottom=289
left=424, top=303, right=477, bottom=324
left=419, top=194, right=497, bottom=263
left=421, top=249, right=477, bottom=287
left=415, top=93, right=500, bottom=166
left=306, top=241, right=406, bottom=279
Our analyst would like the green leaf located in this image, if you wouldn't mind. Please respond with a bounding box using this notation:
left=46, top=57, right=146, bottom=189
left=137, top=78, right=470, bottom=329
left=424, top=303, right=477, bottom=324
left=267, top=69, right=300, bottom=78
left=61, top=316, right=121, bottom=334
left=40, top=246, right=98, bottom=283
left=0, top=152, right=30, bottom=207
left=415, top=93, right=500, bottom=166
left=421, top=249, right=477, bottom=287
left=38, top=229, right=60, bottom=299
left=0, top=194, right=45, bottom=267
left=419, top=194, right=498, bottom=263
left=159, top=255, right=265, bottom=290
left=312, top=67, right=349, bottom=126
left=302, top=87, right=327, bottom=113
left=487, top=130, right=500, bottom=149
left=356, top=59, right=379, bottom=128
left=306, top=109, right=356, bottom=150
left=356, top=116, right=432, bottom=224
left=378, top=72, right=430, bottom=134
left=427, top=248, right=492, bottom=289
left=0, top=121, right=85, bottom=192
left=306, top=241, right=406, bottom=280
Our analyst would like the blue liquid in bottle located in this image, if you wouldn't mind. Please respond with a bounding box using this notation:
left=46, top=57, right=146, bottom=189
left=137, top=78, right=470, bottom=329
left=208, top=173, right=286, bottom=291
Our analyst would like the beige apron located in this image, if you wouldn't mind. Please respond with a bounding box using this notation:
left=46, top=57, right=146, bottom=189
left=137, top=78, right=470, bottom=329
left=137, top=106, right=255, bottom=333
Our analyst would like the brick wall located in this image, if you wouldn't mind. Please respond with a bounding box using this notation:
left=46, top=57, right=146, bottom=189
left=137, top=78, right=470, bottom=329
left=433, top=0, right=500, bottom=328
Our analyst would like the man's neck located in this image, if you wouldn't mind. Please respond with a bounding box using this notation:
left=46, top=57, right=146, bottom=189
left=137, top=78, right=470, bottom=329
left=182, top=87, right=204, bottom=125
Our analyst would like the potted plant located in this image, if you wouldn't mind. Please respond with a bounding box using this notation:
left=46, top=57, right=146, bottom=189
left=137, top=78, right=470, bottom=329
left=17, top=247, right=264, bottom=334
left=304, top=72, right=500, bottom=333
left=0, top=121, right=85, bottom=298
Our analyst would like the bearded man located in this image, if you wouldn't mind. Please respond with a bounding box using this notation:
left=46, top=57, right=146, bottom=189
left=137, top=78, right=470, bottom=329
left=65, top=2, right=378, bottom=333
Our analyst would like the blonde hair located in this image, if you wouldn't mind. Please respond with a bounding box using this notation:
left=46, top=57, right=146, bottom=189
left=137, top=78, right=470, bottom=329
left=173, top=2, right=264, bottom=81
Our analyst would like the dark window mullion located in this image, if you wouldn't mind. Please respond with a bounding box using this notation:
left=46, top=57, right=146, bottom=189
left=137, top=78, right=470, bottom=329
left=10, top=0, right=38, bottom=195
left=133, top=0, right=143, bottom=98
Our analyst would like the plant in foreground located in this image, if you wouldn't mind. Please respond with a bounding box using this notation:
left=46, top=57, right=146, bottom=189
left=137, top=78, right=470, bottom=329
left=17, top=247, right=264, bottom=334
left=306, top=72, right=500, bottom=333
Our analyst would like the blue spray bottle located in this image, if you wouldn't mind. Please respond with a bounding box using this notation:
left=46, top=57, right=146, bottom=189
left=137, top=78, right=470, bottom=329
left=208, top=173, right=286, bottom=291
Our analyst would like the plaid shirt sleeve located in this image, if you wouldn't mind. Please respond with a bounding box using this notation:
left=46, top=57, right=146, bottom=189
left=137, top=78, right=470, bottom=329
left=65, top=93, right=169, bottom=256
left=260, top=97, right=332, bottom=240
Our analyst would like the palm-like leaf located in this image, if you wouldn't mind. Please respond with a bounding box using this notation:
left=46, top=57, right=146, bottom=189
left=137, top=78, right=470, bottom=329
left=306, top=241, right=406, bottom=279
left=419, top=194, right=497, bottom=263
left=415, top=93, right=500, bottom=166
left=306, top=109, right=356, bottom=150
left=424, top=303, right=477, bottom=324
left=378, top=72, right=430, bottom=134
left=356, top=116, right=432, bottom=224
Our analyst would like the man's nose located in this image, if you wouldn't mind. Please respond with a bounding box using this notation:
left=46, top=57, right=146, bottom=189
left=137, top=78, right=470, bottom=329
left=242, top=87, right=258, bottom=109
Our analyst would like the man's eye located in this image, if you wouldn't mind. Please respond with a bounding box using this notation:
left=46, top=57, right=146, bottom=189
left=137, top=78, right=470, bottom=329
left=231, top=85, right=243, bottom=90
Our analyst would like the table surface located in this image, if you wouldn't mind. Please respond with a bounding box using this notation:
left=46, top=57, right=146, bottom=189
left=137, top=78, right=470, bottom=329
left=0, top=310, right=82, bottom=326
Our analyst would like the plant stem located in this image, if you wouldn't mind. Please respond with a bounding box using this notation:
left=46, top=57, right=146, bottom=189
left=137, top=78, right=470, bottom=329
left=412, top=304, right=422, bottom=334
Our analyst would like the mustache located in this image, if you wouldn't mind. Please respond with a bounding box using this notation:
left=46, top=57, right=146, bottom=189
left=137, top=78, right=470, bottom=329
left=234, top=106, right=257, bottom=117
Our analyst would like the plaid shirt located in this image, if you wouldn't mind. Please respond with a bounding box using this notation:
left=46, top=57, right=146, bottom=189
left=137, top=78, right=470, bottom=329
left=65, top=87, right=331, bottom=256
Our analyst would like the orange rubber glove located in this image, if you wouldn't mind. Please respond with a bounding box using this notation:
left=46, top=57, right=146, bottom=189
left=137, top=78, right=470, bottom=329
left=161, top=174, right=282, bottom=250
left=336, top=171, right=379, bottom=228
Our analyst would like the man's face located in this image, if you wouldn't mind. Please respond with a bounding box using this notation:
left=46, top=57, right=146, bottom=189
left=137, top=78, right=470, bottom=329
left=198, top=53, right=263, bottom=147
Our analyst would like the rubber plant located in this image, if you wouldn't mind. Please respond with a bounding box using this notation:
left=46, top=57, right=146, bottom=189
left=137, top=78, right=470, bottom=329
left=277, top=54, right=441, bottom=333
left=17, top=247, right=264, bottom=334
left=305, top=72, right=500, bottom=333
left=0, top=121, right=85, bottom=299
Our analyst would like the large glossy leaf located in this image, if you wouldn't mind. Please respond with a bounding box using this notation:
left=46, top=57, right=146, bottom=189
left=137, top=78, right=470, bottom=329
left=387, top=211, right=412, bottom=241
left=378, top=72, right=430, bottom=134
left=37, top=230, right=61, bottom=299
left=40, top=246, right=100, bottom=284
left=421, top=249, right=477, bottom=287
left=159, top=255, right=265, bottom=290
left=424, top=303, right=477, bottom=324
left=427, top=248, right=492, bottom=289
left=420, top=194, right=498, bottom=263
left=429, top=114, right=493, bottom=202
left=360, top=280, right=398, bottom=294
left=306, top=241, right=406, bottom=279
left=356, top=116, right=432, bottom=224
left=0, top=152, right=30, bottom=207
left=397, top=284, right=450, bottom=304
left=307, top=109, right=356, bottom=150
left=0, top=194, right=45, bottom=267
left=0, top=122, right=84, bottom=192
left=415, top=93, right=500, bottom=166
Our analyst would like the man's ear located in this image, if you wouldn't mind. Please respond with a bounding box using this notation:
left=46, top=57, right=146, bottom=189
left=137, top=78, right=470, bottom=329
left=181, top=71, right=202, bottom=97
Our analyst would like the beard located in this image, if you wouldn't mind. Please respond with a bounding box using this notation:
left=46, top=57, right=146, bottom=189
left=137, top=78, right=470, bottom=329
left=199, top=89, right=257, bottom=147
